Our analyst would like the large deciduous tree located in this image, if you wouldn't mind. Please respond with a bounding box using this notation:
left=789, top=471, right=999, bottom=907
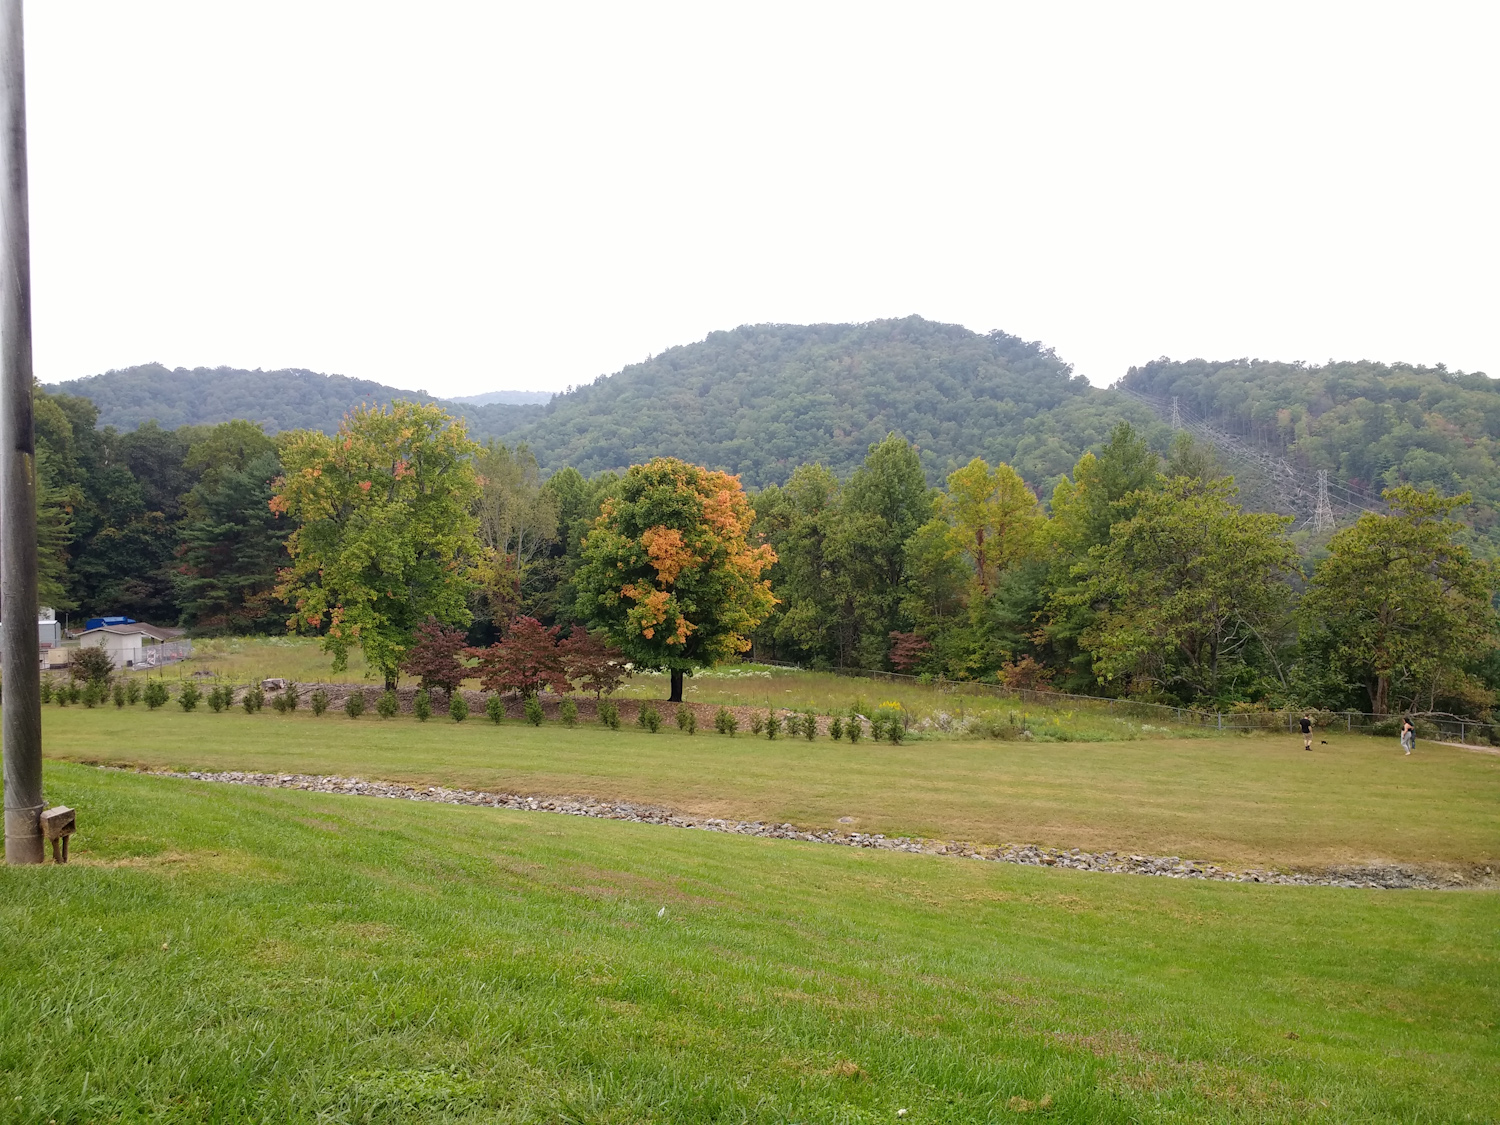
left=573, top=457, right=776, bottom=701
left=271, top=402, right=481, bottom=688
left=1299, top=486, right=1497, bottom=714
left=1066, top=476, right=1296, bottom=702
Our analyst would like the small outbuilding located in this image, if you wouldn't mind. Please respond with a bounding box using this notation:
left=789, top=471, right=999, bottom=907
left=74, top=622, right=188, bottom=669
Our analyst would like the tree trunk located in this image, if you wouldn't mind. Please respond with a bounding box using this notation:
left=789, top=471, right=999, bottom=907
left=1370, top=674, right=1389, bottom=716
left=669, top=668, right=684, bottom=703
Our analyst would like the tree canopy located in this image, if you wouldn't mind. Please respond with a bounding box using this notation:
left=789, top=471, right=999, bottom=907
left=271, top=402, right=481, bottom=688
left=573, top=457, right=776, bottom=700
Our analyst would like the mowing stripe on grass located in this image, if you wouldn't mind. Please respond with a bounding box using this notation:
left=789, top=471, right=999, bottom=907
left=118, top=765, right=1484, bottom=890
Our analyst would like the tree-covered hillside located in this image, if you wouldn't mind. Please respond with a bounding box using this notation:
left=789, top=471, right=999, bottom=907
left=45, top=364, right=543, bottom=437
left=51, top=321, right=1164, bottom=491
left=1120, top=359, right=1500, bottom=546
left=500, top=317, right=1157, bottom=488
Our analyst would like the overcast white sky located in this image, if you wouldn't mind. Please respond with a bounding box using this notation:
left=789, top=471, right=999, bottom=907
left=24, top=2, right=1499, bottom=395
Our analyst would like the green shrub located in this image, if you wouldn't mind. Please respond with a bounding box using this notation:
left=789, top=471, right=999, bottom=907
left=870, top=715, right=885, bottom=742
left=714, top=706, right=737, bottom=736
left=524, top=695, right=544, bottom=726
left=450, top=692, right=469, bottom=722
left=80, top=681, right=101, bottom=708
left=802, top=710, right=817, bottom=740
left=486, top=694, right=505, bottom=724
left=125, top=679, right=141, bottom=706
left=875, top=706, right=904, bottom=744
left=310, top=689, right=329, bottom=716
left=178, top=680, right=202, bottom=712
left=637, top=702, right=660, bottom=733
left=560, top=697, right=578, bottom=727
left=377, top=690, right=399, bottom=719
left=144, top=680, right=169, bottom=710
left=242, top=684, right=264, bottom=713
left=39, top=677, right=53, bottom=704
left=409, top=687, right=428, bottom=720
left=207, top=684, right=227, bottom=713
left=69, top=645, right=115, bottom=690
left=271, top=691, right=288, bottom=714
left=749, top=713, right=763, bottom=736
left=676, top=705, right=695, bottom=734
left=765, top=711, right=780, bottom=740
left=283, top=682, right=300, bottom=712
left=346, top=690, right=367, bottom=719
left=67, top=683, right=82, bottom=704
left=846, top=713, right=862, bottom=744
left=113, top=681, right=127, bottom=708
left=829, top=716, right=844, bottom=741
left=598, top=700, right=620, bottom=730
left=54, top=685, right=69, bottom=707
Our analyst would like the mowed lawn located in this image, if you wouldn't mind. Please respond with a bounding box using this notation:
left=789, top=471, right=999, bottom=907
left=41, top=707, right=1500, bottom=870
left=2, top=762, right=1496, bottom=1123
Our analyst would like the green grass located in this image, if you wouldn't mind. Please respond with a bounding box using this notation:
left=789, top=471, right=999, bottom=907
left=40, top=706, right=1500, bottom=871
left=2, top=761, right=1496, bottom=1123
left=146, top=638, right=1234, bottom=738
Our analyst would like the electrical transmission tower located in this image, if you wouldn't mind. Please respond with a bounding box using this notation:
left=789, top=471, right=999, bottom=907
left=1170, top=396, right=1182, bottom=431
left=1312, top=470, right=1335, bottom=532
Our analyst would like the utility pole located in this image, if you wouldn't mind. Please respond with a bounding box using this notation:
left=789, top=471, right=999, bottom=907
left=1, top=0, right=42, bottom=865
left=1312, top=469, right=1335, bottom=533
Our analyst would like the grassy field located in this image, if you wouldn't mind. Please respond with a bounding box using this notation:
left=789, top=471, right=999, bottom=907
left=2, top=761, right=1496, bottom=1123
left=40, top=706, right=1500, bottom=871
left=138, top=637, right=1237, bottom=739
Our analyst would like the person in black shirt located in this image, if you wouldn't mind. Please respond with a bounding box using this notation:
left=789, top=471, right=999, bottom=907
left=1300, top=714, right=1313, bottom=751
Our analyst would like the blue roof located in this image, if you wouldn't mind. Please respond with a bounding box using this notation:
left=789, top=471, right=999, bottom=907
left=83, top=616, right=137, bottom=630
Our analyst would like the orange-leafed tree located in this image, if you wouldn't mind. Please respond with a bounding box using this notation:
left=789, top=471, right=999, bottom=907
left=573, top=458, right=777, bottom=701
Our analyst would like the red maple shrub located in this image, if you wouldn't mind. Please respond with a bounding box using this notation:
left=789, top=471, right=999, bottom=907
left=999, top=655, right=1052, bottom=691
left=400, top=618, right=471, bottom=694
left=887, top=631, right=932, bottom=674
left=558, top=626, right=631, bottom=698
left=472, top=616, right=570, bottom=697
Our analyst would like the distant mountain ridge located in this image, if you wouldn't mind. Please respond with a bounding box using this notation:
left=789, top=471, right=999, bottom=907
left=44, top=363, right=543, bottom=438
left=50, top=319, right=1155, bottom=488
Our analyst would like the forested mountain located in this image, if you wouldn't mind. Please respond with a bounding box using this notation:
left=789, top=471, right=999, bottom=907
left=500, top=318, right=1158, bottom=488
left=45, top=364, right=544, bottom=437
left=52, top=320, right=1165, bottom=492
left=1120, top=358, right=1500, bottom=547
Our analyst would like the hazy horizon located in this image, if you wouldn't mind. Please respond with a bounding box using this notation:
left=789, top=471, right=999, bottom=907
left=25, top=3, right=1498, bottom=396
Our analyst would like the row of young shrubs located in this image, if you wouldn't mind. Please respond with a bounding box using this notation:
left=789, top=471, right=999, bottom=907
left=44, top=674, right=909, bottom=741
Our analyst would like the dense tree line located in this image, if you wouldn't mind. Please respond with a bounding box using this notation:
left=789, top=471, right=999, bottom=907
left=750, top=425, right=1497, bottom=715
left=32, top=378, right=1499, bottom=718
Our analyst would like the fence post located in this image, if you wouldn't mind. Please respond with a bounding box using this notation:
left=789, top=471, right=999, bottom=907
left=1217, top=712, right=1221, bottom=731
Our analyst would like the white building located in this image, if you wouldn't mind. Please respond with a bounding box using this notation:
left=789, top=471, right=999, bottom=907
left=74, top=622, right=188, bottom=669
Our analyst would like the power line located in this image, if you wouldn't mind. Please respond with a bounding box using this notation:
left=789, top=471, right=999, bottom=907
left=1114, top=386, right=1384, bottom=525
